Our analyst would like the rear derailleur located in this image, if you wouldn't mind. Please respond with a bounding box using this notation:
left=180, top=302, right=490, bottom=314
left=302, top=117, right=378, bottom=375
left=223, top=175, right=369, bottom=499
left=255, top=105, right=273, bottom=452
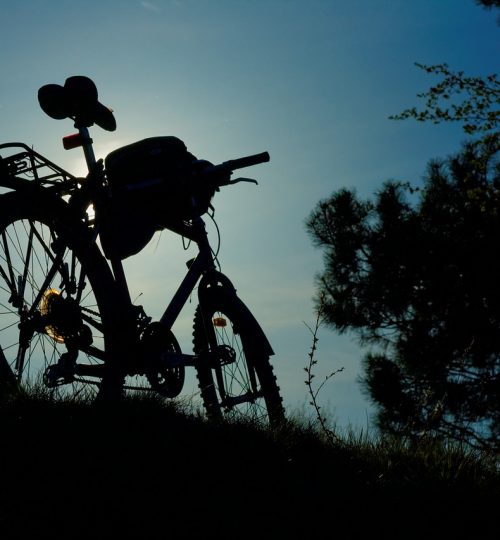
left=43, top=350, right=78, bottom=387
left=42, top=327, right=93, bottom=387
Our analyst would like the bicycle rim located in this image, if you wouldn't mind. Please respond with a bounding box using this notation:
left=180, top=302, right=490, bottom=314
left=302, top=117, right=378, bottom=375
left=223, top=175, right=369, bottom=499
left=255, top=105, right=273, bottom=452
left=0, top=194, right=113, bottom=400
left=193, top=291, right=284, bottom=426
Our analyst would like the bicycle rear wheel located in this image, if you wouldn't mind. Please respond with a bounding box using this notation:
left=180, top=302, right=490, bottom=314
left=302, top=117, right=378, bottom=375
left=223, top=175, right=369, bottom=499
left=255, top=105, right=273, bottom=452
left=0, top=190, right=117, bottom=400
left=193, top=288, right=285, bottom=426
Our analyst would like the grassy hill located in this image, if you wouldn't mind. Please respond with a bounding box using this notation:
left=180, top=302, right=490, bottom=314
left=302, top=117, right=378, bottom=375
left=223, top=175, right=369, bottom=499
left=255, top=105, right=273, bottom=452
left=1, top=391, right=498, bottom=539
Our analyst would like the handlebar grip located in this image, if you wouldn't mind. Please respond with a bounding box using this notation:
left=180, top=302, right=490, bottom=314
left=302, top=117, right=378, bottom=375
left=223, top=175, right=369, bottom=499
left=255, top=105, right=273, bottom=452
left=222, top=151, right=270, bottom=171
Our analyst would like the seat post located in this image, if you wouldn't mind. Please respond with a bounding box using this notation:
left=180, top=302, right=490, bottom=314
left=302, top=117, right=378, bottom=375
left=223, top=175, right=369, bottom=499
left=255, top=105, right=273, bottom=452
left=78, top=125, right=97, bottom=172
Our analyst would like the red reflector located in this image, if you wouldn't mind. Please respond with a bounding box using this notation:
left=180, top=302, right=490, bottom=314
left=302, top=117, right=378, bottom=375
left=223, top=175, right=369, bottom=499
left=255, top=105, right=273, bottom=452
left=213, top=317, right=227, bottom=327
left=63, top=133, right=84, bottom=150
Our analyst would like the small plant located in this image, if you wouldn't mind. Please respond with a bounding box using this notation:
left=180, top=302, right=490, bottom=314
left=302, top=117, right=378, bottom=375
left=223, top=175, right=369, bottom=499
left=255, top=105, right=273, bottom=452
left=304, top=292, right=344, bottom=445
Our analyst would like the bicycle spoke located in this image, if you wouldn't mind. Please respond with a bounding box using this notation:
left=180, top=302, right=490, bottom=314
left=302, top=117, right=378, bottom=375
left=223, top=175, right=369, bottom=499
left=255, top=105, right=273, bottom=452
left=193, top=293, right=284, bottom=425
left=0, top=198, right=114, bottom=399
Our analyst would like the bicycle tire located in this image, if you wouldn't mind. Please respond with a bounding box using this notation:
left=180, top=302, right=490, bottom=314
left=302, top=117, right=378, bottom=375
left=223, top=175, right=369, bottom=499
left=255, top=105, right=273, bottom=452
left=192, top=287, right=285, bottom=426
left=0, top=190, right=120, bottom=400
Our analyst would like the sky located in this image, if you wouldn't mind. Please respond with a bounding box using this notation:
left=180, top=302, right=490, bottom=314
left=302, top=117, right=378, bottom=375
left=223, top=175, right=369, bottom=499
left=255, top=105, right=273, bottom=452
left=1, top=0, right=498, bottom=432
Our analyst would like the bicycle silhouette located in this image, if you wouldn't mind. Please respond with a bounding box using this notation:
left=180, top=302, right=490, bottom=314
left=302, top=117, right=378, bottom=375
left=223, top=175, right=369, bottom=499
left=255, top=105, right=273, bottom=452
left=0, top=76, right=284, bottom=426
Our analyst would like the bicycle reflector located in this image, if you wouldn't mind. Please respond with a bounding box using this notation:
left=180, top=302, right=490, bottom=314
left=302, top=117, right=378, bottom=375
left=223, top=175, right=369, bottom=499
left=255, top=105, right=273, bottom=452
left=213, top=317, right=227, bottom=328
left=63, top=133, right=90, bottom=150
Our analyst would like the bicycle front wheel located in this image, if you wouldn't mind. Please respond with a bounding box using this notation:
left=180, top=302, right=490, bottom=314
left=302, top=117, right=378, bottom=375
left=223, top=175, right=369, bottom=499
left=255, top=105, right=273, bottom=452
left=193, top=288, right=285, bottom=426
left=0, top=190, right=117, bottom=400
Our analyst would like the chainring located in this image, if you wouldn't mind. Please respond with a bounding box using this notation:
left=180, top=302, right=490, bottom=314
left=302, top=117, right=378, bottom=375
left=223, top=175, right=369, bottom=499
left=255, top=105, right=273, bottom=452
left=141, top=322, right=185, bottom=398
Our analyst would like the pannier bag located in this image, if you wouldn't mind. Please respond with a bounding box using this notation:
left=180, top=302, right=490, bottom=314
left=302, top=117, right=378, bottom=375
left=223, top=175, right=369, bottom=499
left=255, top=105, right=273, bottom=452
left=99, top=136, right=214, bottom=260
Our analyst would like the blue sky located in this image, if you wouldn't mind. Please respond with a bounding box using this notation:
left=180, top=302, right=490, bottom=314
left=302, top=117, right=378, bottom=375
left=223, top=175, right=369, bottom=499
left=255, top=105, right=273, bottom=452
left=1, top=0, right=498, bottom=431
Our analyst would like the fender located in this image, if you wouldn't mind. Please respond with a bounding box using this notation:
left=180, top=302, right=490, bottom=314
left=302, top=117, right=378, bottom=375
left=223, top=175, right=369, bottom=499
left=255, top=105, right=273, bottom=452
left=0, top=170, right=41, bottom=192
left=198, top=270, right=275, bottom=356
left=0, top=187, right=86, bottom=246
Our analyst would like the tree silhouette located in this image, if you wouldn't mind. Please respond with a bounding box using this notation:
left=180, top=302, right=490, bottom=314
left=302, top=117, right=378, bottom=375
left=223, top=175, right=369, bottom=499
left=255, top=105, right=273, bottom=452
left=476, top=0, right=500, bottom=10
left=306, top=138, right=500, bottom=451
left=390, top=63, right=499, bottom=137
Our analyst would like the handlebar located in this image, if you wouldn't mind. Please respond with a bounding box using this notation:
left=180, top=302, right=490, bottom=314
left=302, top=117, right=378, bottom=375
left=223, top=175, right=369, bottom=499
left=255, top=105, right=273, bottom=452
left=200, top=151, right=270, bottom=187
left=220, top=151, right=270, bottom=172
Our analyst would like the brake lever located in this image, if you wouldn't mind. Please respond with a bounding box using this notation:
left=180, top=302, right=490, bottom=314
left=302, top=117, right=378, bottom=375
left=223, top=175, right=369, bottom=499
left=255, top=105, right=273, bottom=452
left=228, top=177, right=258, bottom=185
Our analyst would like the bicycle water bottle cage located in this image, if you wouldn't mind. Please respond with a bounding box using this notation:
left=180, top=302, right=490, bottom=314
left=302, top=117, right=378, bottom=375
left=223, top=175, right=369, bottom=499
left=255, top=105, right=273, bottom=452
left=38, top=76, right=116, bottom=131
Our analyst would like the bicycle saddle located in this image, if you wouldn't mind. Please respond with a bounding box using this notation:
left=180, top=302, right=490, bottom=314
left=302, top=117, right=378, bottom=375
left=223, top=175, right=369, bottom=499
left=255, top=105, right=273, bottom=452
left=38, top=75, right=116, bottom=131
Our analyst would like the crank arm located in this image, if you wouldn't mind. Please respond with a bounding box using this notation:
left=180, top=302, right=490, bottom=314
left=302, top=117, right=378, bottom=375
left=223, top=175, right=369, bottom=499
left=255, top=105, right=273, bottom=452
left=159, top=351, right=198, bottom=368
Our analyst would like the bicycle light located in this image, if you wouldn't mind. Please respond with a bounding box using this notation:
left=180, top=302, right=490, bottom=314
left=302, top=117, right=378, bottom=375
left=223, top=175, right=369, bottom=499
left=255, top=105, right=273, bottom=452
left=63, top=133, right=92, bottom=150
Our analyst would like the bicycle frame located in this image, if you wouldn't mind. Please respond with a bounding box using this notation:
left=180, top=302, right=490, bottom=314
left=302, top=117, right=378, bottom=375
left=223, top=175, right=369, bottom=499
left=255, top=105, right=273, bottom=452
left=69, top=125, right=271, bottom=372
left=1, top=76, right=285, bottom=423
left=0, top=123, right=273, bottom=381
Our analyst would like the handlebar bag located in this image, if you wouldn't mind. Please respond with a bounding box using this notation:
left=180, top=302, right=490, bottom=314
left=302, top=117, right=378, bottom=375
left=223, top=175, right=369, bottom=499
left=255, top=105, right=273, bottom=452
left=99, top=136, right=213, bottom=260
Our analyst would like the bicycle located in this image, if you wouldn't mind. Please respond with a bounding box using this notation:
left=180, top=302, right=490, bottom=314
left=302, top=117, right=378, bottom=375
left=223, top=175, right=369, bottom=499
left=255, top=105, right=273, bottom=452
left=0, top=76, right=285, bottom=426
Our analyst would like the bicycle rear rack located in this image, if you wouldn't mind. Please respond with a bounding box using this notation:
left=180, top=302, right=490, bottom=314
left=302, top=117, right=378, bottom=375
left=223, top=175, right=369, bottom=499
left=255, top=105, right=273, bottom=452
left=0, top=142, right=77, bottom=194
